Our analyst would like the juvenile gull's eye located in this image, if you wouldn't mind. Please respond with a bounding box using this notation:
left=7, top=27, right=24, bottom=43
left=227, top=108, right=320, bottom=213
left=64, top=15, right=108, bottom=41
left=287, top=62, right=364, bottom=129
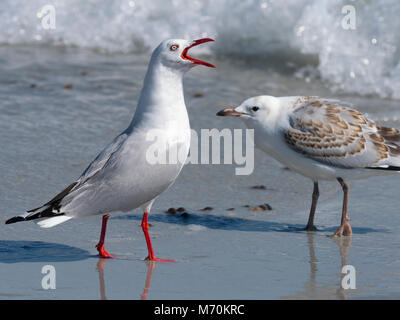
left=251, top=106, right=260, bottom=112
left=170, top=44, right=179, bottom=51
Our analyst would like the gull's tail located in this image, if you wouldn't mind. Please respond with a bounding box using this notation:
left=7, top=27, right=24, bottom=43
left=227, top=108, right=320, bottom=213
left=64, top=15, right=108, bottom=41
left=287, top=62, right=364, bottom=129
left=5, top=182, right=77, bottom=228
left=5, top=205, right=72, bottom=228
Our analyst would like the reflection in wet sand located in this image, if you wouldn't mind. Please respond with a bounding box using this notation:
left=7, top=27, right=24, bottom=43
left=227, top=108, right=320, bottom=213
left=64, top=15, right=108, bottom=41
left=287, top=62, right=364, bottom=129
left=94, top=234, right=354, bottom=300
left=141, top=261, right=157, bottom=300
left=332, top=236, right=352, bottom=267
left=95, top=258, right=157, bottom=300
left=283, top=232, right=352, bottom=299
left=96, top=258, right=108, bottom=300
left=332, top=236, right=352, bottom=299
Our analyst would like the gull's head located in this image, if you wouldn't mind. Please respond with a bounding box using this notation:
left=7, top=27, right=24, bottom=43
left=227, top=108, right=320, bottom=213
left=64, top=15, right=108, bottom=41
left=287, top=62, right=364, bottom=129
left=151, top=38, right=215, bottom=71
left=217, top=96, right=282, bottom=129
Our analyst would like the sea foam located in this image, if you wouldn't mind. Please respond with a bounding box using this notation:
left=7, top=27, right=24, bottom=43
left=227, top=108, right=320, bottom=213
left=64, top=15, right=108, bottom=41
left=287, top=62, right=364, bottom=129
left=1, top=0, right=399, bottom=99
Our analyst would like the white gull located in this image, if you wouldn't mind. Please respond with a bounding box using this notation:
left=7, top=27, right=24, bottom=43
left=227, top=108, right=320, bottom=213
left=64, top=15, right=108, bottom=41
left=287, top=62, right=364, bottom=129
left=6, top=38, right=215, bottom=261
left=218, top=95, right=400, bottom=236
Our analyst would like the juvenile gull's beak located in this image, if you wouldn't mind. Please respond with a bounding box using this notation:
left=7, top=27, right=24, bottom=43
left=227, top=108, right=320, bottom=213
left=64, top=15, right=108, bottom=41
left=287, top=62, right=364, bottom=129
left=216, top=108, right=246, bottom=117
left=181, top=38, right=215, bottom=68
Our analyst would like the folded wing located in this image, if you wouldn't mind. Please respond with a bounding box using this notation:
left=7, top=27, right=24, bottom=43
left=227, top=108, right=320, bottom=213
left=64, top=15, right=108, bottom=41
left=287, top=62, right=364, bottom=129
left=285, top=98, right=400, bottom=169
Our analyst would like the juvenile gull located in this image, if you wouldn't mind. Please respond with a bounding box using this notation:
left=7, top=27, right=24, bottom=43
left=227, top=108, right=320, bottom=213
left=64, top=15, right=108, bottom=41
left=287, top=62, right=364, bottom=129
left=6, top=38, right=215, bottom=260
left=218, top=96, right=400, bottom=236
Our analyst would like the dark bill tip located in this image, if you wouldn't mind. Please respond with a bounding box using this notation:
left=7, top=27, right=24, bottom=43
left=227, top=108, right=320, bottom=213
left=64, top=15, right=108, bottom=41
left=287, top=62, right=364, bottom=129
left=216, top=109, right=227, bottom=116
left=216, top=108, right=244, bottom=117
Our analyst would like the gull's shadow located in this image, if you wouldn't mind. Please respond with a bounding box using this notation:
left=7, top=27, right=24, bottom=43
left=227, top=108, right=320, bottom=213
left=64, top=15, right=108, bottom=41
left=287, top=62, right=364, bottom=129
left=284, top=225, right=388, bottom=235
left=114, top=212, right=388, bottom=234
left=0, top=240, right=91, bottom=263
left=321, top=226, right=388, bottom=235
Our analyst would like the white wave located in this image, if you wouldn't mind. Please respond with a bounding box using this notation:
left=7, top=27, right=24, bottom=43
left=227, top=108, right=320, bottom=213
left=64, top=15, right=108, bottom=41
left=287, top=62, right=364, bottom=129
left=1, top=0, right=399, bottom=99
left=294, top=0, right=400, bottom=100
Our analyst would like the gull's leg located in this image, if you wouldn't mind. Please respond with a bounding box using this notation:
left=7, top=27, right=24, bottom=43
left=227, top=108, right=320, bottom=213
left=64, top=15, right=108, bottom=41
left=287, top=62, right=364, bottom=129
left=304, top=181, right=319, bottom=231
left=141, top=211, right=175, bottom=262
left=332, top=178, right=353, bottom=237
left=96, top=214, right=115, bottom=258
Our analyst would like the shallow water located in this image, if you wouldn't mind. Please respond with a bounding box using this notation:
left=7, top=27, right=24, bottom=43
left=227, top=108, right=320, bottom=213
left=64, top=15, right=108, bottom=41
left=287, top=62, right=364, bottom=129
left=0, top=46, right=400, bottom=299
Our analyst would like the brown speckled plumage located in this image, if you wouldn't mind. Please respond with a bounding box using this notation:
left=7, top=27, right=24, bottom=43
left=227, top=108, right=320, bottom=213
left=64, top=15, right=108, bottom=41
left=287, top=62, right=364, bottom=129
left=285, top=97, right=400, bottom=168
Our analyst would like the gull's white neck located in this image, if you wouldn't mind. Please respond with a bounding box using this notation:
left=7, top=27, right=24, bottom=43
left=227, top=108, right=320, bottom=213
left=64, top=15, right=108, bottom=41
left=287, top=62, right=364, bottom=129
left=129, top=60, right=187, bottom=130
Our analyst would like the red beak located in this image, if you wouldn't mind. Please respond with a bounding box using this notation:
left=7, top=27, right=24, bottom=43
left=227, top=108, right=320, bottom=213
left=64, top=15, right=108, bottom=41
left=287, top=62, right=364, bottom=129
left=181, top=38, right=216, bottom=68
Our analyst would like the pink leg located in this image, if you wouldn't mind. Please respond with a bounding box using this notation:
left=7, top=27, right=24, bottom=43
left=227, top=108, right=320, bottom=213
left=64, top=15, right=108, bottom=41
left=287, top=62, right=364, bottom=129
left=96, top=214, right=115, bottom=258
left=141, top=211, right=175, bottom=262
left=331, top=178, right=353, bottom=237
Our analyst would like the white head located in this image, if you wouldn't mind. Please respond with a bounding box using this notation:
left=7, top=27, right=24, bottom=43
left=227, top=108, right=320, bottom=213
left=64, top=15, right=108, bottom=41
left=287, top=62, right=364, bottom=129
left=150, top=38, right=215, bottom=72
left=217, top=96, right=283, bottom=131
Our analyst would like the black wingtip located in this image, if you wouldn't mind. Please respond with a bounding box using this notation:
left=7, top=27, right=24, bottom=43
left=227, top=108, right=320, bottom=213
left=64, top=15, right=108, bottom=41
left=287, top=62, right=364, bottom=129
left=5, top=216, right=25, bottom=224
left=366, top=166, right=400, bottom=171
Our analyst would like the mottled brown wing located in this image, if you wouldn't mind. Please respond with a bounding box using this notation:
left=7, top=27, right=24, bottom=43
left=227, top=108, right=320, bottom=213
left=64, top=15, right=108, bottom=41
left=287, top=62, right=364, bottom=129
left=285, top=98, right=391, bottom=168
left=376, top=126, right=400, bottom=157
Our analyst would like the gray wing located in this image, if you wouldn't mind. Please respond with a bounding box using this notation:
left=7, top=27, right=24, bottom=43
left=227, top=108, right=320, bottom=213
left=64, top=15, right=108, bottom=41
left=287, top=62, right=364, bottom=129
left=77, top=133, right=128, bottom=185
left=25, top=132, right=128, bottom=216
left=284, top=98, right=399, bottom=168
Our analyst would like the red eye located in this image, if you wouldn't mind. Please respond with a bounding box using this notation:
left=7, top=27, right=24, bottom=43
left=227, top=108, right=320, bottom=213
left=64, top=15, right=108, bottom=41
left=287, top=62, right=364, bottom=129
left=170, top=44, right=179, bottom=51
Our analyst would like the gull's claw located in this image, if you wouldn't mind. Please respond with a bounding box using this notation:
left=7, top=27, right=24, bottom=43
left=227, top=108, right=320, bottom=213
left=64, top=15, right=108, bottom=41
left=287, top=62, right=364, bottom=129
left=331, top=221, right=352, bottom=237
left=145, top=256, right=176, bottom=263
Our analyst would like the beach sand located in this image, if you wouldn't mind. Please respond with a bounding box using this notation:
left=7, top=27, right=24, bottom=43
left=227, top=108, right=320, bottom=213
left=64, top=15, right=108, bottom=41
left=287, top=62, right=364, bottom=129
left=1, top=46, right=400, bottom=299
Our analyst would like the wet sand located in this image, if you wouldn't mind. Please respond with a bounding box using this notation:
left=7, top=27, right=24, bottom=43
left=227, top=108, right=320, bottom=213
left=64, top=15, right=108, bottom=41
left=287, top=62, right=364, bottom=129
left=1, top=46, right=400, bottom=299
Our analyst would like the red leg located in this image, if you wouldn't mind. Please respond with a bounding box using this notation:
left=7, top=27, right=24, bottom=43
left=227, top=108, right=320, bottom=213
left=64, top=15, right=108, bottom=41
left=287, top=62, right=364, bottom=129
left=141, top=211, right=175, bottom=262
left=96, top=214, right=115, bottom=258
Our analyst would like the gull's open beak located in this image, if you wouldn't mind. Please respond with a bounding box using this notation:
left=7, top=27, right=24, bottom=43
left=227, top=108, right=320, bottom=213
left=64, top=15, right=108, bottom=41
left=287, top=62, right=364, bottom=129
left=216, top=108, right=246, bottom=117
left=181, top=38, right=216, bottom=68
